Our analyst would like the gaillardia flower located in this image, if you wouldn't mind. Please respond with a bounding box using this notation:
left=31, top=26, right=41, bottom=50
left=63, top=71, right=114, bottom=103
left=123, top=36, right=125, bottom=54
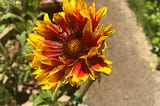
left=26, top=0, right=115, bottom=91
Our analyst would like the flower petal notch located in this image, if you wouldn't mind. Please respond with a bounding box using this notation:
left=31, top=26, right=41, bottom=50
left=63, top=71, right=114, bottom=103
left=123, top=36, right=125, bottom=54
left=26, top=0, right=115, bottom=91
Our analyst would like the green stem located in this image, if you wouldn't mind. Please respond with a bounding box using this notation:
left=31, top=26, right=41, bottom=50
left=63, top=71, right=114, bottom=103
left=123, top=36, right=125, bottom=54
left=78, top=79, right=94, bottom=102
left=22, top=0, right=28, bottom=12
left=64, top=80, right=94, bottom=106
left=52, top=85, right=67, bottom=104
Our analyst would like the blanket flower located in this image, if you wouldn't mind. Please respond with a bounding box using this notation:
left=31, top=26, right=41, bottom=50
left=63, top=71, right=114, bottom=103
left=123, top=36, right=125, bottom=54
left=26, top=0, right=115, bottom=91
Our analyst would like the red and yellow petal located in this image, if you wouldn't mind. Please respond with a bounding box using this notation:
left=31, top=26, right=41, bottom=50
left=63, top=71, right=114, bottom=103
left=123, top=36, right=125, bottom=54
left=80, top=10, right=90, bottom=20
left=64, top=59, right=95, bottom=86
left=63, top=0, right=89, bottom=30
left=77, top=0, right=89, bottom=11
left=89, top=55, right=112, bottom=75
left=87, top=26, right=105, bottom=48
left=104, top=24, right=116, bottom=36
left=41, top=39, right=63, bottom=58
left=48, top=65, right=65, bottom=83
left=33, top=65, right=53, bottom=85
left=92, top=7, right=107, bottom=30
left=95, top=7, right=107, bottom=21
left=63, top=0, right=89, bottom=14
left=95, top=72, right=101, bottom=83
left=40, top=58, right=62, bottom=66
left=87, top=24, right=115, bottom=51
left=53, top=12, right=71, bottom=35
left=98, top=40, right=107, bottom=53
left=28, top=50, right=62, bottom=68
left=34, top=65, right=66, bottom=91
left=42, top=82, right=60, bottom=92
left=97, top=36, right=108, bottom=52
left=44, top=13, right=51, bottom=22
left=41, top=49, right=63, bottom=58
left=33, top=20, right=63, bottom=41
left=34, top=21, right=60, bottom=35
left=87, top=47, right=98, bottom=58
left=27, top=33, right=45, bottom=48
left=25, top=53, right=34, bottom=60
left=28, top=53, right=42, bottom=69
left=90, top=2, right=96, bottom=16
left=82, top=20, right=92, bottom=44
left=62, top=0, right=74, bottom=14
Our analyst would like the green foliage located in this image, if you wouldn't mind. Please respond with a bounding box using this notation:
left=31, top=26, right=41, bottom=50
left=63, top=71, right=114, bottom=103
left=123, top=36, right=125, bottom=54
left=0, top=83, right=16, bottom=105
left=31, top=90, right=57, bottom=106
left=1, top=12, right=24, bottom=21
left=128, top=0, right=160, bottom=64
left=0, top=0, right=43, bottom=105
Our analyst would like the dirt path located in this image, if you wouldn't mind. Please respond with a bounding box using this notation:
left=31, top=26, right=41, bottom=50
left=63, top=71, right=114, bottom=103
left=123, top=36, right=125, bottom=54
left=85, top=0, right=160, bottom=106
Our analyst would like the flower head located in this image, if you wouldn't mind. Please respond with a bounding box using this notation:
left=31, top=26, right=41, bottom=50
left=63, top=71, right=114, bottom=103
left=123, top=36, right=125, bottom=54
left=26, top=0, right=115, bottom=91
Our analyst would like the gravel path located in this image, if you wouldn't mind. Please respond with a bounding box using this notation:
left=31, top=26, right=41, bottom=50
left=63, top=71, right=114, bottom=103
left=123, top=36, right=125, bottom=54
left=85, top=0, right=160, bottom=106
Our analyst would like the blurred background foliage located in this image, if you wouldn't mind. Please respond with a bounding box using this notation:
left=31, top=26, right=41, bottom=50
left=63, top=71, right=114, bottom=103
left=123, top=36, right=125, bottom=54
left=127, top=0, right=160, bottom=67
left=0, top=0, right=43, bottom=105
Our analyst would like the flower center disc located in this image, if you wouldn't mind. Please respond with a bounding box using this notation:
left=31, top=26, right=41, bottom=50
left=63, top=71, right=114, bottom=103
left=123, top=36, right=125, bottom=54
left=64, top=38, right=82, bottom=58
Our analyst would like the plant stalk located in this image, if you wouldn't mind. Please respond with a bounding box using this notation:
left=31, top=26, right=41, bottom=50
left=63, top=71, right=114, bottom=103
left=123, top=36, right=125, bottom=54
left=78, top=79, right=94, bottom=103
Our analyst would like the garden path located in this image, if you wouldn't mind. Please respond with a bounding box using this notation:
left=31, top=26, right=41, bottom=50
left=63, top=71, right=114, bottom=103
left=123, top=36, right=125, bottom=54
left=86, top=0, right=160, bottom=106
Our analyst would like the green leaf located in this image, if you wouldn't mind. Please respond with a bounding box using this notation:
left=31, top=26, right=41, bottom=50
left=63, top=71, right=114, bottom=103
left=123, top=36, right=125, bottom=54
left=146, top=1, right=154, bottom=10
left=0, top=25, right=6, bottom=33
left=16, top=31, right=27, bottom=46
left=0, top=3, right=3, bottom=10
left=152, top=37, right=160, bottom=45
left=1, top=12, right=24, bottom=22
left=157, top=32, right=160, bottom=36
left=22, top=68, right=31, bottom=83
left=41, top=90, right=56, bottom=99
left=0, top=65, right=5, bottom=72
left=37, top=12, right=45, bottom=19
left=33, top=95, right=45, bottom=106
left=5, top=40, right=13, bottom=48
left=32, top=90, right=56, bottom=106
left=153, top=46, right=160, bottom=52
left=13, top=4, right=23, bottom=11
left=26, top=11, right=35, bottom=19
left=40, top=91, right=51, bottom=99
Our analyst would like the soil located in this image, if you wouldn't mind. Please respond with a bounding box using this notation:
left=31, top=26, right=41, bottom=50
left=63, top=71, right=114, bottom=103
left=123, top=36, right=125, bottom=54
left=85, top=0, right=160, bottom=106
